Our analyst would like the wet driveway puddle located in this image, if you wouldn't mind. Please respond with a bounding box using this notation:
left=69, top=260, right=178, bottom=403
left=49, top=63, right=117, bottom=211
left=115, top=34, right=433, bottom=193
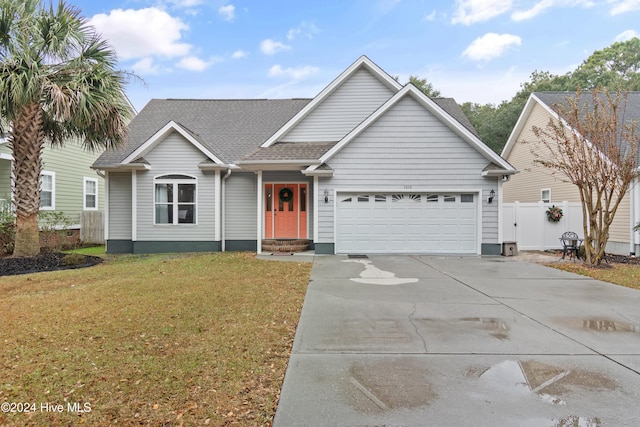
left=557, top=317, right=640, bottom=333
left=344, top=359, right=436, bottom=413
left=415, top=317, right=511, bottom=340
left=343, top=259, right=418, bottom=285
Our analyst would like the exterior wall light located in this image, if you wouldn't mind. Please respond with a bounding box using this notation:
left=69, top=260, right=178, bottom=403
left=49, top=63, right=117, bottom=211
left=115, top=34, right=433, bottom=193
left=324, top=189, right=329, bottom=203
left=488, top=189, right=495, bottom=204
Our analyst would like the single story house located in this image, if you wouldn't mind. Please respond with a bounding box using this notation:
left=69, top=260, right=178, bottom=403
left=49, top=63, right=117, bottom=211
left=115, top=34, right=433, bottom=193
left=92, top=56, right=517, bottom=255
left=501, top=92, right=640, bottom=255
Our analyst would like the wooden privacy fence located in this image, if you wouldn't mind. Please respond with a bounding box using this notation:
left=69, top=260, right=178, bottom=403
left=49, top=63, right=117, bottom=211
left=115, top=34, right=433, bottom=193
left=80, top=211, right=104, bottom=244
left=502, top=201, right=584, bottom=251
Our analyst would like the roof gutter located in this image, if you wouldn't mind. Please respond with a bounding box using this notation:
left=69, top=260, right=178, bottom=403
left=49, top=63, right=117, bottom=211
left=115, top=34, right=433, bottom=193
left=91, top=163, right=151, bottom=171
left=236, top=159, right=322, bottom=171
left=481, top=170, right=519, bottom=177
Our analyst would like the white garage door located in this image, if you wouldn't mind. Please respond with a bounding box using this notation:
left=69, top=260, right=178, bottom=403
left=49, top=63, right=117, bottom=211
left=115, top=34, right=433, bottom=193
left=336, top=192, right=478, bottom=254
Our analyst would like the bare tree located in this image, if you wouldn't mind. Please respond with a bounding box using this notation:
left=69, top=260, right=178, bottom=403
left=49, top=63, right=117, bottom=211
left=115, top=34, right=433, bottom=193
left=529, top=88, right=639, bottom=266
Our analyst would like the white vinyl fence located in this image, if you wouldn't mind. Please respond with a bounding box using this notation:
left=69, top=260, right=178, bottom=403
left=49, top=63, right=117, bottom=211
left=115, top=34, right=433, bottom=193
left=502, top=201, right=584, bottom=250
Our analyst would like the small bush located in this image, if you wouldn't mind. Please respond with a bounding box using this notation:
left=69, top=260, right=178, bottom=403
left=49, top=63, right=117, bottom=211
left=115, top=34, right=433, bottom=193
left=61, top=253, right=87, bottom=266
left=0, top=203, right=15, bottom=255
left=39, top=211, right=73, bottom=251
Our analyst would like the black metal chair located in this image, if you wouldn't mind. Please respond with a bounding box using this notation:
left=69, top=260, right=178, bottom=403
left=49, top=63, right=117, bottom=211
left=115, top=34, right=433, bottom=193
left=559, top=231, right=580, bottom=260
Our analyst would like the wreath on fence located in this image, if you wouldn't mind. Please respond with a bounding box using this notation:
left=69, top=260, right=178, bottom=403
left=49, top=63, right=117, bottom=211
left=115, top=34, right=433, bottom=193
left=546, top=205, right=563, bottom=222
left=279, top=187, right=293, bottom=202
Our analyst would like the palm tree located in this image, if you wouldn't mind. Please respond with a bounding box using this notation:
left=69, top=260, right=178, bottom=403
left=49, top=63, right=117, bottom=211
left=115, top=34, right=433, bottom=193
left=0, top=0, right=132, bottom=257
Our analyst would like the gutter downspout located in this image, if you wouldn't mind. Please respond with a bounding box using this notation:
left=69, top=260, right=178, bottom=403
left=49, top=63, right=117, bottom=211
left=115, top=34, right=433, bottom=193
left=221, top=168, right=232, bottom=252
left=257, top=170, right=263, bottom=254
left=632, top=174, right=639, bottom=256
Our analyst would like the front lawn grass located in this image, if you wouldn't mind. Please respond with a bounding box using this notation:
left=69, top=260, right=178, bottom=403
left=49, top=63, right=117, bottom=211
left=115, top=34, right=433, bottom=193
left=550, top=262, right=640, bottom=290
left=63, top=245, right=106, bottom=256
left=0, top=252, right=311, bottom=426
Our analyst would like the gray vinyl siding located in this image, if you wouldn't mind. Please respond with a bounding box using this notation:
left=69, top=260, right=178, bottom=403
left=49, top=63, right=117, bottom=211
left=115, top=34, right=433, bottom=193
left=280, top=68, right=396, bottom=142
left=225, top=172, right=257, bottom=240
left=107, top=171, right=132, bottom=239
left=317, top=96, right=499, bottom=244
left=135, top=132, right=217, bottom=241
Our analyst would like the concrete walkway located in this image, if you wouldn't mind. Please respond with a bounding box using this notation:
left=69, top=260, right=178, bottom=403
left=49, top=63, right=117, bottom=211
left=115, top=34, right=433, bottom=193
left=274, top=255, right=640, bottom=426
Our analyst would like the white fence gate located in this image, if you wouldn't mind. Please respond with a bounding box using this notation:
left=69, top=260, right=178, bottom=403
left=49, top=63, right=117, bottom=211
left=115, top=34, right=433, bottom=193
left=502, top=202, right=584, bottom=250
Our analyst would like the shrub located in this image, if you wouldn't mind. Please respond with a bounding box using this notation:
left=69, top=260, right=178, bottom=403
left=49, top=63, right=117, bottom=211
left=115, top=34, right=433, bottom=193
left=0, top=203, right=15, bottom=255
left=38, top=211, right=73, bottom=251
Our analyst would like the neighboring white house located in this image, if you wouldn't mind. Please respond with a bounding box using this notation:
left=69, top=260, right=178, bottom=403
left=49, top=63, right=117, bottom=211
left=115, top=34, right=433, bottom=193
left=501, top=92, right=640, bottom=255
left=92, top=56, right=517, bottom=255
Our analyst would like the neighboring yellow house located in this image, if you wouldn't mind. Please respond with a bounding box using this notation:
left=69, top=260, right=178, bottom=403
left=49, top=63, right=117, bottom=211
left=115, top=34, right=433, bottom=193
left=501, top=92, right=640, bottom=256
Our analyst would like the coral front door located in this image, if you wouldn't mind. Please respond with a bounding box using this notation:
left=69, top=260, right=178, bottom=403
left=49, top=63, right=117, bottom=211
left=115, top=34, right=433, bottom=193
left=265, top=183, right=307, bottom=239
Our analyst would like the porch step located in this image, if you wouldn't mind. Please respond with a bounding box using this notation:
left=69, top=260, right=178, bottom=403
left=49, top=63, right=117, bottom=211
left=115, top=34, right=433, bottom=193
left=262, top=239, right=309, bottom=253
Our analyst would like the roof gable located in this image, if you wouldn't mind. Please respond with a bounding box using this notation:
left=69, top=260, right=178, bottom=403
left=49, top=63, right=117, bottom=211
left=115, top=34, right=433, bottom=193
left=502, top=91, right=640, bottom=166
left=261, top=55, right=402, bottom=147
left=122, top=120, right=225, bottom=166
left=93, top=99, right=310, bottom=169
left=310, top=85, right=515, bottom=172
left=501, top=94, right=557, bottom=159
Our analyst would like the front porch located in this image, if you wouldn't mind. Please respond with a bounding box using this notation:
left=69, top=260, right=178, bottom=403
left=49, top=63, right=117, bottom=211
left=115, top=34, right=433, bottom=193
left=262, top=239, right=310, bottom=253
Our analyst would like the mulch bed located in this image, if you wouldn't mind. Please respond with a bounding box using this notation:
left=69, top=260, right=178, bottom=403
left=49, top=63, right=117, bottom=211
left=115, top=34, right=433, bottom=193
left=604, top=253, right=640, bottom=265
left=0, top=252, right=103, bottom=276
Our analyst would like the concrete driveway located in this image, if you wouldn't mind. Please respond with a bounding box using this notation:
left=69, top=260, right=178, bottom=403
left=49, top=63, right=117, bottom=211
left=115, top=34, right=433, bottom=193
left=274, top=255, right=640, bottom=427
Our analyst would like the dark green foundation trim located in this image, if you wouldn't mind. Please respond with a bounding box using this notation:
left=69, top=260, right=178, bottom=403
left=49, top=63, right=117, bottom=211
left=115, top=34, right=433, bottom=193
left=132, top=241, right=221, bottom=254
left=481, top=243, right=502, bottom=256
left=314, top=243, right=335, bottom=255
left=225, top=240, right=257, bottom=251
left=106, top=240, right=134, bottom=254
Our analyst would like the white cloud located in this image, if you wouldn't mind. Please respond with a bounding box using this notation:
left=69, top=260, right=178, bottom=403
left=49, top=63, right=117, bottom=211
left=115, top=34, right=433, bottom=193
left=512, top=0, right=597, bottom=20
left=176, top=56, right=210, bottom=71
left=452, top=0, right=512, bottom=25
left=287, top=22, right=319, bottom=41
left=463, top=33, right=522, bottom=62
left=423, top=10, right=437, bottom=21
left=268, top=64, right=319, bottom=80
left=132, top=57, right=161, bottom=75
left=218, top=5, right=235, bottom=21
left=260, top=39, right=291, bottom=55
left=433, top=66, right=529, bottom=105
left=231, top=50, right=249, bottom=59
left=89, top=8, right=191, bottom=60
left=608, top=0, right=640, bottom=15
left=511, top=0, right=554, bottom=21
left=615, top=29, right=640, bottom=41
left=168, top=0, right=204, bottom=7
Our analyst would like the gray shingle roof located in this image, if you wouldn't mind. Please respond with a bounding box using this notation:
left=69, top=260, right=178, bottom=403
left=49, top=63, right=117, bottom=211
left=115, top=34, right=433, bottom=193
left=534, top=91, right=640, bottom=165
left=93, top=98, right=312, bottom=168
left=242, top=142, right=337, bottom=162
left=432, top=97, right=480, bottom=138
left=92, top=95, right=484, bottom=169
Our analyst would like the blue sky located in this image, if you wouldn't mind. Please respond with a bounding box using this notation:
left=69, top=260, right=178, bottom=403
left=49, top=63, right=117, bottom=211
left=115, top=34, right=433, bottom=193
left=69, top=0, right=640, bottom=112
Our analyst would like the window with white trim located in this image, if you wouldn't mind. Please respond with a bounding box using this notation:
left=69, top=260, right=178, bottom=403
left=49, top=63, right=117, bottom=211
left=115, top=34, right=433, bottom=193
left=541, top=188, right=551, bottom=203
left=83, top=177, right=98, bottom=210
left=154, top=175, right=197, bottom=225
left=40, top=171, right=55, bottom=210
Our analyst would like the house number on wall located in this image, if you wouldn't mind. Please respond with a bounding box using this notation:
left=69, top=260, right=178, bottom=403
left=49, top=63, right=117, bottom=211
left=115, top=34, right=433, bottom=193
left=404, top=185, right=412, bottom=189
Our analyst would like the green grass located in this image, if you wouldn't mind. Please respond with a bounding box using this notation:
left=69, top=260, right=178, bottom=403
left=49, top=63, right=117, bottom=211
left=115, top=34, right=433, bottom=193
left=63, top=245, right=106, bottom=256
left=0, top=252, right=312, bottom=426
left=550, top=262, right=640, bottom=290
